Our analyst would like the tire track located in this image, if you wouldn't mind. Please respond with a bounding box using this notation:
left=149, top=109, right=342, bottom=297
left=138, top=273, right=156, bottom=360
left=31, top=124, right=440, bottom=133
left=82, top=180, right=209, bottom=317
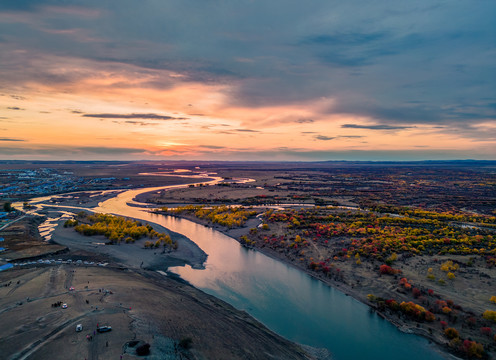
left=42, top=267, right=60, bottom=297
left=9, top=312, right=92, bottom=360
left=64, top=267, right=74, bottom=290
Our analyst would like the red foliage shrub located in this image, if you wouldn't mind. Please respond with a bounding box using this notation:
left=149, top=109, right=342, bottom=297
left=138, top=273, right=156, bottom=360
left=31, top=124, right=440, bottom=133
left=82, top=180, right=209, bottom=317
left=480, top=327, right=492, bottom=336
left=412, top=287, right=421, bottom=298
left=461, top=340, right=484, bottom=358
left=435, top=300, right=447, bottom=307
left=379, top=264, right=392, bottom=274
left=466, top=317, right=477, bottom=327
left=424, top=311, right=435, bottom=322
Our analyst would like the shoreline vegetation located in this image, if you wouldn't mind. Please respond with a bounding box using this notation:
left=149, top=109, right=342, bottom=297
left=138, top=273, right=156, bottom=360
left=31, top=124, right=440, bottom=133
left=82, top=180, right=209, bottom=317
left=54, top=211, right=208, bottom=271
left=0, top=213, right=318, bottom=359
left=67, top=212, right=177, bottom=249
left=3, top=162, right=496, bottom=359
left=153, top=204, right=496, bottom=359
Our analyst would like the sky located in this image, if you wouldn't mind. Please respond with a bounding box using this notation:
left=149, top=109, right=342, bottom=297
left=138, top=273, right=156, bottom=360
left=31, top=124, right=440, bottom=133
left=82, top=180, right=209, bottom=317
left=0, top=0, right=495, bottom=161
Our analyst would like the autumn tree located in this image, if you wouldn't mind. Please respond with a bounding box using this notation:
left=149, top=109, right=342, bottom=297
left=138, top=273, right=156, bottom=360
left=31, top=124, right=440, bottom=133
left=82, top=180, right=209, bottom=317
left=444, top=327, right=459, bottom=339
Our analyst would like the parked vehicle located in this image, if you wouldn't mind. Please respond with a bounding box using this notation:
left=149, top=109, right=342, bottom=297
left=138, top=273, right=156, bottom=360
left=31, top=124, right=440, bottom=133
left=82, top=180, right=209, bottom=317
left=61, top=303, right=68, bottom=309
left=76, top=324, right=83, bottom=332
left=97, top=325, right=112, bottom=333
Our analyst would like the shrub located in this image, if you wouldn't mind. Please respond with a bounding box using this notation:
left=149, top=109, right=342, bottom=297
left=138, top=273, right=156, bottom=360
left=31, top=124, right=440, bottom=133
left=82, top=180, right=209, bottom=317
left=483, top=310, right=496, bottom=322
left=461, top=340, right=484, bottom=359
left=136, top=343, right=150, bottom=356
left=143, top=241, right=153, bottom=248
left=64, top=219, right=78, bottom=227
left=3, top=202, right=12, bottom=212
left=412, top=288, right=422, bottom=298
left=379, top=264, right=401, bottom=275
left=480, top=327, right=492, bottom=336
left=179, top=337, right=192, bottom=349
left=380, top=264, right=391, bottom=274
left=424, top=311, right=435, bottom=322
left=444, top=327, right=459, bottom=339
left=399, top=301, right=428, bottom=321
left=466, top=317, right=477, bottom=327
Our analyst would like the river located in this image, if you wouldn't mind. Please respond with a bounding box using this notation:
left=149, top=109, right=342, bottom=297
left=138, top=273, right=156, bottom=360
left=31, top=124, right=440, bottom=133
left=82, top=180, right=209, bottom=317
left=92, top=184, right=448, bottom=360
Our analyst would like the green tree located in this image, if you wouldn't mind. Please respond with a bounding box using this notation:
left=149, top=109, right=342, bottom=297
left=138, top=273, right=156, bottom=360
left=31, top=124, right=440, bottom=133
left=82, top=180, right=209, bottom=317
left=3, top=202, right=12, bottom=212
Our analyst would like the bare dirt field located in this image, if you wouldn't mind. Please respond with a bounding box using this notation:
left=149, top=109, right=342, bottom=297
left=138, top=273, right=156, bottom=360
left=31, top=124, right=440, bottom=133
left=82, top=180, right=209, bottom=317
left=0, top=216, right=66, bottom=261
left=0, top=265, right=314, bottom=360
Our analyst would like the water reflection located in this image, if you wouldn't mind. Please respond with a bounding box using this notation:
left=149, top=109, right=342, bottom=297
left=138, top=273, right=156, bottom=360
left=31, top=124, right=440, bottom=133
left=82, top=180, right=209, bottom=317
left=157, top=217, right=446, bottom=360
left=94, top=190, right=446, bottom=360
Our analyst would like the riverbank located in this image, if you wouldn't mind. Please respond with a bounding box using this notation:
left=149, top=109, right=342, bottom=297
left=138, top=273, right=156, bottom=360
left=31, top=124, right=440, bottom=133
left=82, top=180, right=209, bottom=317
left=11, top=184, right=482, bottom=359
left=151, top=210, right=461, bottom=360
left=0, top=210, right=322, bottom=359
left=51, top=215, right=208, bottom=271
left=0, top=264, right=316, bottom=360
left=3, top=189, right=451, bottom=359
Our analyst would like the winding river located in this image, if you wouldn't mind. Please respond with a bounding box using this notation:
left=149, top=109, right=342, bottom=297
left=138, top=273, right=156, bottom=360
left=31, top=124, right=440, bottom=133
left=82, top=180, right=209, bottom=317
left=91, top=184, right=448, bottom=360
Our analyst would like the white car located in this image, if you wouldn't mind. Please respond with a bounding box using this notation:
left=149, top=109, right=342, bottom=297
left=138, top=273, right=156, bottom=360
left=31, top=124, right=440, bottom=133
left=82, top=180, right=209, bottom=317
left=76, top=324, right=83, bottom=332
left=61, top=303, right=68, bottom=309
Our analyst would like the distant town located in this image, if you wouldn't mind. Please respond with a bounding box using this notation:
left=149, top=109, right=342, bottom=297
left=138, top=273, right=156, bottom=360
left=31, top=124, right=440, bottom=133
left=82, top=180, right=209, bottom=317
left=0, top=167, right=121, bottom=197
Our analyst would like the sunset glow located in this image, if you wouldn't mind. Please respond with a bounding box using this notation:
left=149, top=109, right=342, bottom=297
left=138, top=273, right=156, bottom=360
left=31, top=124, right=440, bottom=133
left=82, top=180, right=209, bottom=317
left=0, top=1, right=494, bottom=161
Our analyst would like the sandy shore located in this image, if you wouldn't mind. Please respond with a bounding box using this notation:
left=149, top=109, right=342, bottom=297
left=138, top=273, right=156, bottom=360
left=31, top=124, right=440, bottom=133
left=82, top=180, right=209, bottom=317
left=51, top=218, right=207, bottom=271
